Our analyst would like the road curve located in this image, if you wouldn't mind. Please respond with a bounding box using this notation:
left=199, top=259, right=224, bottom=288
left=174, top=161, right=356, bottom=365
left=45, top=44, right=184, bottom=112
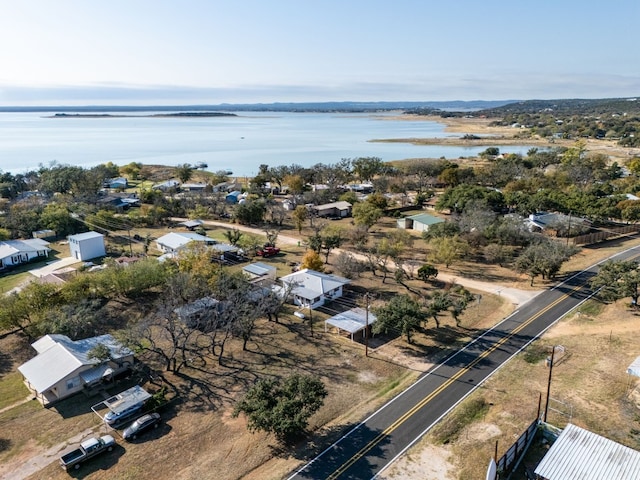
left=286, top=244, right=640, bottom=480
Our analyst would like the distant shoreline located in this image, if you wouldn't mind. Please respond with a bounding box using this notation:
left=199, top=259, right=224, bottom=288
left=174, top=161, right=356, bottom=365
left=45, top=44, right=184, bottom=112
left=47, top=112, right=238, bottom=119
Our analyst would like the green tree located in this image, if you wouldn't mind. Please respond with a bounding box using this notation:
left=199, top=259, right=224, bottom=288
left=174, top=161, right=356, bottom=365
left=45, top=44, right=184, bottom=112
left=590, top=260, right=640, bottom=306
left=428, top=235, right=470, bottom=268
left=233, top=374, right=327, bottom=443
left=417, top=264, right=439, bottom=282
left=292, top=205, right=309, bottom=234
left=40, top=203, right=77, bottom=237
left=352, top=202, right=383, bottom=232
left=175, top=163, right=194, bottom=183
left=515, top=239, right=579, bottom=286
left=352, top=156, right=384, bottom=182
left=234, top=200, right=266, bottom=225
left=224, top=228, right=243, bottom=246
left=372, top=294, right=426, bottom=344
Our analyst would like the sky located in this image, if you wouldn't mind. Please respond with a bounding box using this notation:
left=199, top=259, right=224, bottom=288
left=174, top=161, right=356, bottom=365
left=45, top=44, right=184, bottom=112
left=0, top=0, right=638, bottom=106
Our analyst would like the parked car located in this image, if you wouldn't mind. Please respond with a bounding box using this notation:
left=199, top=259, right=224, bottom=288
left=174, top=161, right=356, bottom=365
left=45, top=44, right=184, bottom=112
left=104, top=403, right=145, bottom=426
left=122, top=413, right=162, bottom=441
left=59, top=435, right=115, bottom=470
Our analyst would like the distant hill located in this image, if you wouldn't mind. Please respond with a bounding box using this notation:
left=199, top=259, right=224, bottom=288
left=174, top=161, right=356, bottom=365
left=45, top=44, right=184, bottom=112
left=476, top=97, right=640, bottom=117
left=0, top=100, right=513, bottom=113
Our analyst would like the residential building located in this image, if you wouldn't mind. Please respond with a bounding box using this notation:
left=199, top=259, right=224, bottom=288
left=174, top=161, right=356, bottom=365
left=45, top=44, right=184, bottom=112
left=0, top=238, right=51, bottom=270
left=155, top=232, right=216, bottom=254
left=18, top=334, right=134, bottom=405
left=68, top=231, right=106, bottom=261
left=312, top=201, right=353, bottom=218
left=279, top=268, right=350, bottom=309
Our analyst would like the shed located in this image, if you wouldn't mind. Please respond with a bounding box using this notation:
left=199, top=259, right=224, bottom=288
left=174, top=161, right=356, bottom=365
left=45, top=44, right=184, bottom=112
left=225, top=190, right=242, bottom=204
left=534, top=423, right=640, bottom=480
left=243, top=262, right=277, bottom=284
left=68, top=231, right=106, bottom=261
left=397, top=213, right=444, bottom=232
left=325, top=308, right=377, bottom=341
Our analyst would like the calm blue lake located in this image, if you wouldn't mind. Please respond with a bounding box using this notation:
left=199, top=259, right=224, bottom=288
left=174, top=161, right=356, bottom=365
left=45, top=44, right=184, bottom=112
left=0, top=111, right=534, bottom=176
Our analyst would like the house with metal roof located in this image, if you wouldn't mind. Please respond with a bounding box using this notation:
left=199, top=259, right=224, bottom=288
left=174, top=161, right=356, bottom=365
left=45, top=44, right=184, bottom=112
left=397, top=213, right=444, bottom=232
left=155, top=232, right=217, bottom=254
left=312, top=201, right=353, bottom=218
left=279, top=268, right=350, bottom=309
left=535, top=423, right=640, bottom=480
left=0, top=238, right=51, bottom=270
left=18, top=334, right=134, bottom=405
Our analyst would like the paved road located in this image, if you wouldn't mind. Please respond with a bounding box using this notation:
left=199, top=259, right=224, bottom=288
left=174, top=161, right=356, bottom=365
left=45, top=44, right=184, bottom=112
left=287, top=245, right=640, bottom=480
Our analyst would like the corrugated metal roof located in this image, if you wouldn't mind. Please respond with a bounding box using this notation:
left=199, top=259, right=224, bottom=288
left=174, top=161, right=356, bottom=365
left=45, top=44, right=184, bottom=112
left=18, top=334, right=133, bottom=393
left=325, top=307, right=377, bottom=335
left=407, top=213, right=444, bottom=225
left=535, top=423, right=640, bottom=480
left=68, top=231, right=104, bottom=241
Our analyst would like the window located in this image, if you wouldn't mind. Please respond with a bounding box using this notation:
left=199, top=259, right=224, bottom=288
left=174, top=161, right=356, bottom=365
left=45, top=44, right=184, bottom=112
left=66, top=376, right=81, bottom=391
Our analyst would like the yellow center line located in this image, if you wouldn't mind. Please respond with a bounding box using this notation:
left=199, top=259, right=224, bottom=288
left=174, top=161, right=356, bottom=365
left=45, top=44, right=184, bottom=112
left=326, top=283, right=585, bottom=479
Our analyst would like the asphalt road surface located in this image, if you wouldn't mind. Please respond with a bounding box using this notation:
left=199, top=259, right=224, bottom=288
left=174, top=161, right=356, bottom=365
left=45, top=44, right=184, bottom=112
left=287, top=245, right=640, bottom=480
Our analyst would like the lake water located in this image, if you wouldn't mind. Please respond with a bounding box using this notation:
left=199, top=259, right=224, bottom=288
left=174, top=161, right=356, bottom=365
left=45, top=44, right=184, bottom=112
left=0, top=111, right=534, bottom=176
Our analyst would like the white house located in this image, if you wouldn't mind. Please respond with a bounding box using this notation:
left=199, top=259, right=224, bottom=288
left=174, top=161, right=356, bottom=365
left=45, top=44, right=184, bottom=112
left=68, top=231, right=106, bottom=261
left=397, top=213, right=444, bottom=232
left=18, top=334, right=134, bottom=405
left=155, top=232, right=217, bottom=254
left=279, top=269, right=350, bottom=310
left=0, top=239, right=51, bottom=270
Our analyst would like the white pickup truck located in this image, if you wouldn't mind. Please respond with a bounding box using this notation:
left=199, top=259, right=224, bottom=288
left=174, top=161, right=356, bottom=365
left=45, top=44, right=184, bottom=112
left=59, top=435, right=116, bottom=470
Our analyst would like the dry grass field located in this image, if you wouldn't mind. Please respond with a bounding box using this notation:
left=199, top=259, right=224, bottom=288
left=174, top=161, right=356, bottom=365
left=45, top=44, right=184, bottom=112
left=2, top=205, right=640, bottom=480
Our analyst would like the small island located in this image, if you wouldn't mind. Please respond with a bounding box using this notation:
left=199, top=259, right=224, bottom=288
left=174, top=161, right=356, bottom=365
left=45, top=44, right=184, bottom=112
left=50, top=112, right=237, bottom=118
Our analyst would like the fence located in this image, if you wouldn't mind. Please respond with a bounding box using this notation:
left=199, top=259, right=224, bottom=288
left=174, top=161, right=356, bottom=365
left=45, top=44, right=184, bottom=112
left=572, top=224, right=640, bottom=246
left=494, top=418, right=539, bottom=479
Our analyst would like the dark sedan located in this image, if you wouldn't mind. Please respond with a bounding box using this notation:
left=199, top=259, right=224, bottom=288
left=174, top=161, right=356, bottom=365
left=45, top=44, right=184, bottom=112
left=122, top=413, right=161, bottom=441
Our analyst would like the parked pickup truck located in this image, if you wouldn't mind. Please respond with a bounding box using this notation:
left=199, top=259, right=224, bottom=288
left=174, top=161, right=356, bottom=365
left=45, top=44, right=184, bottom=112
left=256, top=246, right=280, bottom=257
left=59, top=435, right=116, bottom=471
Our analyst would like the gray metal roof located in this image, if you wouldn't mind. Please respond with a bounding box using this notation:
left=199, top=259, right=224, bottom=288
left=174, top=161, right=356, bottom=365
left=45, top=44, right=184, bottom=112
left=535, top=423, right=640, bottom=480
left=18, top=334, right=133, bottom=393
left=325, top=307, right=377, bottom=335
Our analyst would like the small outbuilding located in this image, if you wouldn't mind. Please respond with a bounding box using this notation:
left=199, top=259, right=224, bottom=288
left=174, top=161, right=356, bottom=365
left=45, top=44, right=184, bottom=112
left=68, top=231, right=106, bottom=261
left=325, top=307, right=377, bottom=341
left=243, top=262, right=277, bottom=284
left=225, top=190, right=242, bottom=204
left=397, top=213, right=444, bottom=232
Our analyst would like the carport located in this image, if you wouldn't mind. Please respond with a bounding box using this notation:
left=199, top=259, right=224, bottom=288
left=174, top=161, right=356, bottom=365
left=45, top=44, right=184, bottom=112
left=324, top=307, right=376, bottom=341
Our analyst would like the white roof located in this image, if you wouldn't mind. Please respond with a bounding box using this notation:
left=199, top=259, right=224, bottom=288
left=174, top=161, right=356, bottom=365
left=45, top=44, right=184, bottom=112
left=325, top=307, right=377, bottom=334
left=156, top=232, right=215, bottom=250
left=280, top=269, right=350, bottom=299
left=535, top=423, right=640, bottom=480
left=628, top=355, right=640, bottom=377
left=18, top=334, right=132, bottom=394
left=0, top=239, right=51, bottom=258
left=68, top=231, right=104, bottom=241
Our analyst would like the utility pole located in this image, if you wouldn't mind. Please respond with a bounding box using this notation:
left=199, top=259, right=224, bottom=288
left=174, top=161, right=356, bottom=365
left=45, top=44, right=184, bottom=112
left=364, top=292, right=370, bottom=357
left=544, top=346, right=556, bottom=422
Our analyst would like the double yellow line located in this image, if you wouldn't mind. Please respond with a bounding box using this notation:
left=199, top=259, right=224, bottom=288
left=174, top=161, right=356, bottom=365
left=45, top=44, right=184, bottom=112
left=326, top=283, right=585, bottom=479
